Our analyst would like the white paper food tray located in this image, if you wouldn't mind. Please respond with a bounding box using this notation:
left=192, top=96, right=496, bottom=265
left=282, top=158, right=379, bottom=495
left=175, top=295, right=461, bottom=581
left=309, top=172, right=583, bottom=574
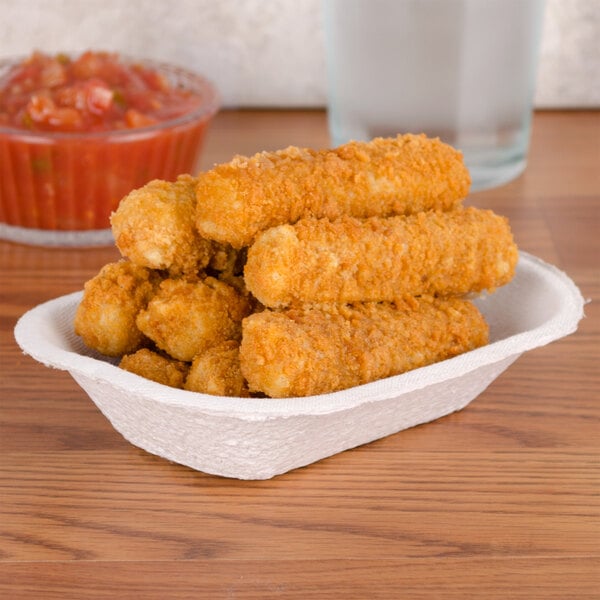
left=14, top=252, right=585, bottom=480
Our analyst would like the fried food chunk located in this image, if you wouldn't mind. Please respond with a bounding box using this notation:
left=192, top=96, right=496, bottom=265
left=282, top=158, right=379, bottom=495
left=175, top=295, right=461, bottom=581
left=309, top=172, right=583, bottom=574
left=184, top=341, right=250, bottom=397
left=240, top=297, right=489, bottom=398
left=111, top=175, right=215, bottom=276
left=195, top=134, right=470, bottom=248
left=74, top=261, right=161, bottom=356
left=119, top=348, right=189, bottom=389
left=136, top=276, right=253, bottom=362
left=244, top=207, right=518, bottom=308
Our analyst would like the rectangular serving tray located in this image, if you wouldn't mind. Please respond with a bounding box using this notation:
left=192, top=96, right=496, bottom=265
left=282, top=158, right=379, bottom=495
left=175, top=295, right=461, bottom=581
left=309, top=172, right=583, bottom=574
left=14, top=252, right=585, bottom=479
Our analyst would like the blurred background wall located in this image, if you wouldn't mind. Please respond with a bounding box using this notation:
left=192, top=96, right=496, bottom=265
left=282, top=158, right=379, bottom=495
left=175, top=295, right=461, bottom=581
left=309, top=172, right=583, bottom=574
left=1, top=0, right=598, bottom=109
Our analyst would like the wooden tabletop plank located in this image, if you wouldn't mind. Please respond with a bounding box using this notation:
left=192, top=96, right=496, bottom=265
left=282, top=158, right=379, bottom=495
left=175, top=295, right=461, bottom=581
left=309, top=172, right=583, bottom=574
left=1, top=448, right=598, bottom=561
left=1, top=558, right=600, bottom=600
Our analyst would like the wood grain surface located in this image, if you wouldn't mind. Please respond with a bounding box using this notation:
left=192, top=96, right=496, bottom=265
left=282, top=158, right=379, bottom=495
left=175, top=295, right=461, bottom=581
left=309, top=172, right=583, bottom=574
left=1, top=109, right=599, bottom=598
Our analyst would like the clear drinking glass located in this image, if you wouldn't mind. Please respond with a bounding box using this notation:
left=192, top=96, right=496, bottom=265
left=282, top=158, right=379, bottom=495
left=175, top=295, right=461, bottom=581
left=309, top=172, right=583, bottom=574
left=323, top=0, right=546, bottom=191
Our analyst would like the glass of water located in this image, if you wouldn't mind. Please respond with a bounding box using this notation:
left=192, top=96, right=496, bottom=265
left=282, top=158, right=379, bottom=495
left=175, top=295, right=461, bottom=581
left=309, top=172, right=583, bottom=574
left=323, top=0, right=546, bottom=191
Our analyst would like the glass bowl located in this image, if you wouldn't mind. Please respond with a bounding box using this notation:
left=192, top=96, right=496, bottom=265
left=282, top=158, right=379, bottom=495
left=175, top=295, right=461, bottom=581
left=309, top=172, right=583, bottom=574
left=0, top=55, right=219, bottom=246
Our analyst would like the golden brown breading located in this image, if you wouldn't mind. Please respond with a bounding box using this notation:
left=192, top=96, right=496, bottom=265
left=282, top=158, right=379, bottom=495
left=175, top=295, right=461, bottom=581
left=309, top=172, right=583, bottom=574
left=195, top=134, right=470, bottom=248
left=240, top=297, right=489, bottom=398
left=136, top=276, right=253, bottom=362
left=74, top=261, right=161, bottom=356
left=184, top=341, right=250, bottom=397
left=244, top=207, right=518, bottom=308
left=119, top=348, right=189, bottom=389
left=111, top=175, right=215, bottom=276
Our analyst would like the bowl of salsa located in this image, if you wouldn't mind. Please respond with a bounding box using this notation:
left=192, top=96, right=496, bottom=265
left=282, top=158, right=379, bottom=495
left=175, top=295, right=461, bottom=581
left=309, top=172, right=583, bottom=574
left=0, top=51, right=219, bottom=246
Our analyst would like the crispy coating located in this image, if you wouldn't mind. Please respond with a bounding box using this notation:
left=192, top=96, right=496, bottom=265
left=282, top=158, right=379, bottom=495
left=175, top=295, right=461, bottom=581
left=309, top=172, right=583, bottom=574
left=136, top=276, right=253, bottom=362
left=240, top=297, right=489, bottom=398
left=74, top=261, right=161, bottom=356
left=195, top=134, right=470, bottom=248
left=244, top=207, right=518, bottom=307
left=184, top=341, right=250, bottom=397
left=119, top=348, right=189, bottom=389
left=111, top=175, right=215, bottom=276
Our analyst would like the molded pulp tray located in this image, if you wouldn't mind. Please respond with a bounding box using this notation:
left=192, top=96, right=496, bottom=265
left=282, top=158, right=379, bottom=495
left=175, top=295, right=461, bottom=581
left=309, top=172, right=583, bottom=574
left=14, top=252, right=585, bottom=480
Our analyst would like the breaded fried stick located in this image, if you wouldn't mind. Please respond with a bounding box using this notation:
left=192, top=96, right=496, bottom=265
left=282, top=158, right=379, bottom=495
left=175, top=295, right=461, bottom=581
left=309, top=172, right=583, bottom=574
left=120, top=348, right=189, bottom=389
left=196, top=134, right=470, bottom=248
left=240, top=297, right=489, bottom=398
left=136, top=276, right=253, bottom=362
left=244, top=207, right=518, bottom=308
left=185, top=341, right=250, bottom=397
left=111, top=175, right=215, bottom=276
left=74, top=261, right=161, bottom=356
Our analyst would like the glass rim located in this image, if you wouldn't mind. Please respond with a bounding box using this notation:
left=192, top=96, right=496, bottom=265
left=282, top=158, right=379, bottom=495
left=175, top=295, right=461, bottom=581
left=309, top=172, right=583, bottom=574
left=0, top=54, right=220, bottom=141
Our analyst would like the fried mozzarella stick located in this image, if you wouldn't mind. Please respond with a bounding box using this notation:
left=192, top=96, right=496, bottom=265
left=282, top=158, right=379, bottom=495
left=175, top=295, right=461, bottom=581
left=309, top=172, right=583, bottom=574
left=136, top=277, right=253, bottom=362
left=184, top=341, right=250, bottom=397
left=74, top=261, right=162, bottom=356
left=196, top=134, right=470, bottom=248
left=111, top=175, right=216, bottom=277
left=244, top=207, right=518, bottom=307
left=240, top=297, right=489, bottom=398
left=120, top=349, right=189, bottom=389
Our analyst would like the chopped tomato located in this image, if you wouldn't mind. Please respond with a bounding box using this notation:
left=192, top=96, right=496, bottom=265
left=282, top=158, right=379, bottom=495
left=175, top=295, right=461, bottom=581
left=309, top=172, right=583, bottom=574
left=125, top=108, right=158, bottom=128
left=22, top=94, right=83, bottom=130
left=0, top=50, right=203, bottom=132
left=83, top=80, right=114, bottom=114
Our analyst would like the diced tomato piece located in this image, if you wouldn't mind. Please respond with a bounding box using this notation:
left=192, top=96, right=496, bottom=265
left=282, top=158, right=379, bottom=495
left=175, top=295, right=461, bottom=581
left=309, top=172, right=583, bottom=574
left=26, top=94, right=56, bottom=123
left=85, top=81, right=114, bottom=114
left=48, top=107, right=83, bottom=130
left=24, top=95, right=83, bottom=130
left=70, top=51, right=116, bottom=80
left=39, top=60, right=67, bottom=88
left=125, top=109, right=158, bottom=129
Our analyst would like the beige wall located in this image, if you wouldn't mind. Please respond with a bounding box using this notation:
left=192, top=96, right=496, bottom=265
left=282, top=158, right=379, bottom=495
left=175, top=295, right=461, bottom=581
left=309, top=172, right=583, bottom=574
left=1, top=0, right=598, bottom=109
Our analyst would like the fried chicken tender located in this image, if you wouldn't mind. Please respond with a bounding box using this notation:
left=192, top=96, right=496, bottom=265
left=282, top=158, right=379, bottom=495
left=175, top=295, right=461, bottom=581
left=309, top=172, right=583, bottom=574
left=184, top=341, right=250, bottom=397
left=195, top=134, right=470, bottom=248
left=74, top=261, right=161, bottom=356
left=111, top=175, right=215, bottom=276
left=244, top=207, right=518, bottom=308
left=240, top=297, right=489, bottom=398
left=136, top=276, right=253, bottom=362
left=119, top=348, right=189, bottom=389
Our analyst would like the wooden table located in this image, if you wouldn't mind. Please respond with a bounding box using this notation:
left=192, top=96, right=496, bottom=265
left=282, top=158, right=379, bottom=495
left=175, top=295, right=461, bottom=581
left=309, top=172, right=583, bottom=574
left=1, top=110, right=599, bottom=598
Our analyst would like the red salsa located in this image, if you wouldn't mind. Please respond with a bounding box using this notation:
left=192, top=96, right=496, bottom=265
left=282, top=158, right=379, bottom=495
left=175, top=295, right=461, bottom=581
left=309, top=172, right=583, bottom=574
left=0, top=51, right=217, bottom=233
left=0, top=51, right=203, bottom=132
